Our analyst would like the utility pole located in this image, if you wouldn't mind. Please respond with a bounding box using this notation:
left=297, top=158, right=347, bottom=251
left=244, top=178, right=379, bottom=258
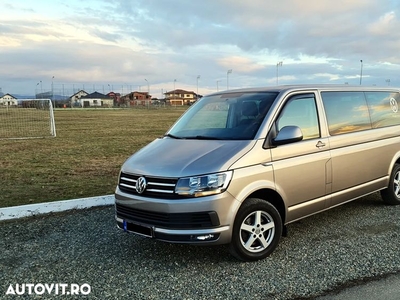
left=227, top=69, right=232, bottom=90
left=196, top=75, right=200, bottom=100
left=276, top=61, right=283, bottom=85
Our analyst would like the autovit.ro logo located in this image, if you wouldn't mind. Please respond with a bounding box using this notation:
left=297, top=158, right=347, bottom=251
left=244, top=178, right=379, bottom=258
left=5, top=283, right=91, bottom=296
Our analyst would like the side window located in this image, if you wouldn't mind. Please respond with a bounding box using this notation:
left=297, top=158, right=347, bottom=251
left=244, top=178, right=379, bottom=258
left=365, top=92, right=400, bottom=128
left=321, top=92, right=372, bottom=135
left=276, top=94, right=320, bottom=140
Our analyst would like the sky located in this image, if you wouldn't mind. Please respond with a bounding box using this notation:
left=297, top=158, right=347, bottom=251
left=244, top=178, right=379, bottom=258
left=1, top=0, right=400, bottom=98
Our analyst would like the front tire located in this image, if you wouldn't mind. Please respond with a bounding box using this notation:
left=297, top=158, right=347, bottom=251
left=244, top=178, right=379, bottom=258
left=381, top=163, right=400, bottom=205
left=229, top=198, right=283, bottom=261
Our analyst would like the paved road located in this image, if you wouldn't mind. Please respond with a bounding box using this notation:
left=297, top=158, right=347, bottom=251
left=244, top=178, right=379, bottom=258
left=1, top=193, right=399, bottom=299
left=317, top=273, right=400, bottom=300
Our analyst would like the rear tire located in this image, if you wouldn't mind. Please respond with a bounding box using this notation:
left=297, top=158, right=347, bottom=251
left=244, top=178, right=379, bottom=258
left=380, top=163, right=400, bottom=205
left=229, top=198, right=282, bottom=261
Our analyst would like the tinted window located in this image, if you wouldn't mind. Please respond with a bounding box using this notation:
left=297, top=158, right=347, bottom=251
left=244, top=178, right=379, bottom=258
left=168, top=92, right=278, bottom=140
left=321, top=92, right=372, bottom=135
left=185, top=101, right=229, bottom=130
left=276, top=94, right=320, bottom=140
left=365, top=92, right=400, bottom=128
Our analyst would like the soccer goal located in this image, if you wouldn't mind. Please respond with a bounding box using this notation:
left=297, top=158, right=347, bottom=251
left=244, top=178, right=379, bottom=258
left=0, top=99, right=56, bottom=139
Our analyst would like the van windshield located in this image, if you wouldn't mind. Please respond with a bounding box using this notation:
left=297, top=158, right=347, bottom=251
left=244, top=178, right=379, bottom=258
left=167, top=92, right=278, bottom=140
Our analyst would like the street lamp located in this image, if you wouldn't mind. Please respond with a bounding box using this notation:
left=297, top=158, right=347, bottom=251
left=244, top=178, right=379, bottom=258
left=276, top=61, right=283, bottom=85
left=144, top=79, right=149, bottom=94
left=360, top=60, right=363, bottom=85
left=36, top=82, right=39, bottom=98
left=51, top=76, right=55, bottom=109
left=173, top=79, right=177, bottom=102
left=40, top=81, right=43, bottom=98
left=227, top=69, right=232, bottom=90
left=386, top=79, right=391, bottom=86
left=216, top=80, right=221, bottom=91
left=196, top=75, right=200, bottom=99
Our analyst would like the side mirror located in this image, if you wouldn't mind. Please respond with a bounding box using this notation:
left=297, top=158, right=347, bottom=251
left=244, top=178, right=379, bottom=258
left=272, top=125, right=303, bottom=146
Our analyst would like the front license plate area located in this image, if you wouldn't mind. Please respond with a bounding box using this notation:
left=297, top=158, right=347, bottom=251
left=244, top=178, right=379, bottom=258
left=124, top=220, right=153, bottom=238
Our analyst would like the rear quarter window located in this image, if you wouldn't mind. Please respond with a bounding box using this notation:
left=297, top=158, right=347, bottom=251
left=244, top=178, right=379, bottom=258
left=364, top=92, right=400, bottom=128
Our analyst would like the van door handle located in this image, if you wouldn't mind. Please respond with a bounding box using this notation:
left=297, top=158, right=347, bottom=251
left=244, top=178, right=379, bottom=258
left=316, top=141, right=326, bottom=148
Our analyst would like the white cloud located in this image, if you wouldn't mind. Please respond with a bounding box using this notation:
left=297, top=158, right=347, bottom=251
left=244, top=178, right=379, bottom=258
left=216, top=56, right=266, bottom=73
left=1, top=0, right=400, bottom=95
left=368, top=11, right=399, bottom=35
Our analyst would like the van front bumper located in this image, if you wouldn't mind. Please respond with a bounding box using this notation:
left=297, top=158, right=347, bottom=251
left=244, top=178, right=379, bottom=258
left=116, top=214, right=229, bottom=243
left=114, top=188, right=239, bottom=245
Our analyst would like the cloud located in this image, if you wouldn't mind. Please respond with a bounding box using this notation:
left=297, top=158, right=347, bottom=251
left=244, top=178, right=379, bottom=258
left=368, top=11, right=398, bottom=35
left=216, top=56, right=266, bottom=73
left=1, top=0, right=400, bottom=95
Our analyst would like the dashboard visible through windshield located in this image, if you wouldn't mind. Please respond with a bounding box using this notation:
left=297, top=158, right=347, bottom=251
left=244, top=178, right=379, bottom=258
left=167, top=92, right=278, bottom=140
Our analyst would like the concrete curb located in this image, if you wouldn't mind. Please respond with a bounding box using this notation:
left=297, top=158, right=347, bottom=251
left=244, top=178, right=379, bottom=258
left=0, top=194, right=114, bottom=221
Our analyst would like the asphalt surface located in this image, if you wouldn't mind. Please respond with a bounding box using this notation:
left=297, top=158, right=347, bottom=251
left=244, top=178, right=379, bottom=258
left=317, top=273, right=400, bottom=300
left=1, top=192, right=399, bottom=299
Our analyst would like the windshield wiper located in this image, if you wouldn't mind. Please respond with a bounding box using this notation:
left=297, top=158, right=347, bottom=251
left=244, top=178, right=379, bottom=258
left=164, top=133, right=183, bottom=139
left=165, top=134, right=223, bottom=140
left=185, top=135, right=222, bottom=140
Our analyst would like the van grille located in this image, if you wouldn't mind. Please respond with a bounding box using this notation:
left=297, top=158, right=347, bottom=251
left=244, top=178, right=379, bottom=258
left=119, top=172, right=180, bottom=199
left=115, top=203, right=219, bottom=228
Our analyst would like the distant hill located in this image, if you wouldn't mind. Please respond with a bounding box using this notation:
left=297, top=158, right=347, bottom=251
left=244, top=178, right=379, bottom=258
left=13, top=94, right=35, bottom=99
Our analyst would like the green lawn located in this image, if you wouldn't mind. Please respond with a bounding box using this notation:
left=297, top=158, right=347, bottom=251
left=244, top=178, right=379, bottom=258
left=0, top=107, right=187, bottom=208
left=0, top=106, right=54, bottom=139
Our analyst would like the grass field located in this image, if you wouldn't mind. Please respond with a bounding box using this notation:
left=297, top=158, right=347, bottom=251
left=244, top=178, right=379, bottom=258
left=0, top=107, right=187, bottom=208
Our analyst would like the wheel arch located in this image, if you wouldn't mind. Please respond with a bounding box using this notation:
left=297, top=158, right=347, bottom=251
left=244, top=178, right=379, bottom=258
left=242, top=189, right=286, bottom=224
left=388, top=152, right=400, bottom=175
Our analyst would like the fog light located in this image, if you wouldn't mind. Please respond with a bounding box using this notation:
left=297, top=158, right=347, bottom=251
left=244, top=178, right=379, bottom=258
left=195, top=234, right=214, bottom=241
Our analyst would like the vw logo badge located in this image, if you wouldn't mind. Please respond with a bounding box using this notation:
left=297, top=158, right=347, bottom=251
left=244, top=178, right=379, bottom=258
left=390, top=98, right=398, bottom=113
left=136, top=177, right=147, bottom=194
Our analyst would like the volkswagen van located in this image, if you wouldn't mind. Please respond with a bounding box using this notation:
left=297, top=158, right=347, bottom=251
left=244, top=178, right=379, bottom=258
left=115, top=85, right=400, bottom=261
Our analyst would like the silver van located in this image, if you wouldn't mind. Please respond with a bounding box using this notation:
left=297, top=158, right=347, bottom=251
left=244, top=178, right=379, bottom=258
left=115, top=85, right=400, bottom=261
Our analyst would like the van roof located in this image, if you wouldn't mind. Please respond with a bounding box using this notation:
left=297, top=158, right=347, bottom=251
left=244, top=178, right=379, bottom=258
left=209, top=84, right=399, bottom=96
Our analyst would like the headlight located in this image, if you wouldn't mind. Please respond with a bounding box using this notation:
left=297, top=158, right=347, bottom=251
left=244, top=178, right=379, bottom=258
left=175, top=171, right=233, bottom=197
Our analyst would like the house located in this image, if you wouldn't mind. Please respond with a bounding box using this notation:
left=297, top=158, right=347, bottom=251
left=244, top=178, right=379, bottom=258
left=107, top=92, right=120, bottom=107
left=80, top=92, right=113, bottom=108
left=0, top=93, right=18, bottom=106
left=120, top=91, right=152, bottom=106
left=165, top=89, right=199, bottom=105
left=70, top=90, right=88, bottom=107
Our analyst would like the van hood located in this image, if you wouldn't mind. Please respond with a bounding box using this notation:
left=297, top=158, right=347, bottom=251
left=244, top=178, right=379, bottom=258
left=121, top=137, right=255, bottom=178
